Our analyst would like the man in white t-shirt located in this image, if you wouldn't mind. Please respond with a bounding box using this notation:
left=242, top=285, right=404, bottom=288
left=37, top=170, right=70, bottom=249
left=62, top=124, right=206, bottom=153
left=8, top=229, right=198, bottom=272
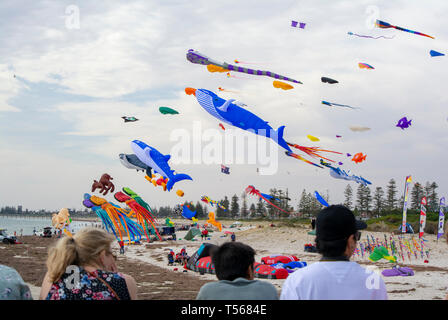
left=280, top=205, right=388, bottom=300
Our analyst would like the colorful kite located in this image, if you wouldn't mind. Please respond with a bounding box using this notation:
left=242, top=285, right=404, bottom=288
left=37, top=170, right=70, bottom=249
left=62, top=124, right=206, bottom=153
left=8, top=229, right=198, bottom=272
left=273, top=80, right=294, bottom=90
left=291, top=21, right=306, bottom=29
left=322, top=101, right=358, bottom=109
left=219, top=123, right=225, bottom=130
left=287, top=141, right=342, bottom=163
left=396, top=117, right=412, bottom=129
left=91, top=173, right=115, bottom=196
left=285, top=151, right=323, bottom=168
left=349, top=126, right=371, bottom=132
left=348, top=31, right=394, bottom=39
left=321, top=77, right=338, bottom=84
left=245, top=185, right=290, bottom=214
left=119, top=154, right=152, bottom=177
left=131, top=140, right=192, bottom=191
left=320, top=160, right=371, bottom=186
left=375, top=20, right=434, bottom=39
left=159, top=107, right=179, bottom=115
left=185, top=88, right=292, bottom=152
left=430, top=50, right=445, bottom=57
left=201, top=196, right=227, bottom=210
left=358, top=63, right=375, bottom=69
left=187, top=49, right=302, bottom=84
left=352, top=152, right=367, bottom=164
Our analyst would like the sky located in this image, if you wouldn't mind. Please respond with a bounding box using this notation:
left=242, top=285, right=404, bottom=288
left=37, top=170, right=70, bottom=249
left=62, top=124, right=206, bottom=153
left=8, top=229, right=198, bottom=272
left=0, top=0, right=447, bottom=212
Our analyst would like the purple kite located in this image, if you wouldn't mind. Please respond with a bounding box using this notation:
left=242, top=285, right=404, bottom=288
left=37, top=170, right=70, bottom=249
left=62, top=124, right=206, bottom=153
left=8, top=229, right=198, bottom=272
left=291, top=21, right=306, bottom=29
left=396, top=117, right=412, bottom=130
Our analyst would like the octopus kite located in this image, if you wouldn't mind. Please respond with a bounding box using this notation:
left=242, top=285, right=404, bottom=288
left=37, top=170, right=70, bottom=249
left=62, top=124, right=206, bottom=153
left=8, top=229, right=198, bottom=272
left=245, top=185, right=290, bottom=214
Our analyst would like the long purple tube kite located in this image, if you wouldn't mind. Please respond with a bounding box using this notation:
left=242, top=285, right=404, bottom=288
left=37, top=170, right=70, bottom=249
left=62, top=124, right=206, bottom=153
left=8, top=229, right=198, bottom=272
left=375, top=20, right=434, bottom=39
left=186, top=49, right=302, bottom=84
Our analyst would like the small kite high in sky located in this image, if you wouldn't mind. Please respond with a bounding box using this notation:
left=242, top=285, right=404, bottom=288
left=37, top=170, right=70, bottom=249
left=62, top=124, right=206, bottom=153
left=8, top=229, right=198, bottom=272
left=352, top=152, right=367, bottom=164
left=430, top=50, right=444, bottom=57
left=187, top=49, right=302, bottom=84
left=322, top=101, right=358, bottom=109
left=122, top=116, right=138, bottom=123
left=273, top=80, right=294, bottom=90
left=358, top=63, right=374, bottom=69
left=307, top=135, right=320, bottom=142
left=347, top=31, right=394, bottom=39
left=396, top=117, right=412, bottom=129
left=321, top=77, right=338, bottom=84
left=349, top=126, right=371, bottom=132
left=159, top=107, right=179, bottom=115
left=375, top=20, right=434, bottom=39
left=291, top=20, right=306, bottom=29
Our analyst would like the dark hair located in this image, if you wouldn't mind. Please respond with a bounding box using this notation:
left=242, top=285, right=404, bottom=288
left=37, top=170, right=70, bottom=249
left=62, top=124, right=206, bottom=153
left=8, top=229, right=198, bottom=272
left=211, top=242, right=255, bottom=281
left=315, top=238, right=348, bottom=258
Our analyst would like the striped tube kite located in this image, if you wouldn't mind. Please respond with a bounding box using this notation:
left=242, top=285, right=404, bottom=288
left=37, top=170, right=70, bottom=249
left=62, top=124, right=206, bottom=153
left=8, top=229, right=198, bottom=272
left=245, top=185, right=290, bottom=214
left=187, top=49, right=302, bottom=84
left=375, top=20, right=434, bottom=39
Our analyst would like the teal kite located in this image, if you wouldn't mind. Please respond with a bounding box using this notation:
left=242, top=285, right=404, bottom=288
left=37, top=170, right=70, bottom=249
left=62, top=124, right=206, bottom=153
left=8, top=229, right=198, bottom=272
left=159, top=107, right=179, bottom=115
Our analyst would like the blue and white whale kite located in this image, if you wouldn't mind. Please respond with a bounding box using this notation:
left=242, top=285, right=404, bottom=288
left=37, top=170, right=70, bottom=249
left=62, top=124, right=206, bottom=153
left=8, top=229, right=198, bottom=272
left=131, top=140, right=192, bottom=191
left=185, top=88, right=292, bottom=152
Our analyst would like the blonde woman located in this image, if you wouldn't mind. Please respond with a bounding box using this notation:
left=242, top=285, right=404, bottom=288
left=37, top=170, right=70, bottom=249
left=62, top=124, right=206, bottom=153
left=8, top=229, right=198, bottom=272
left=39, top=228, right=137, bottom=300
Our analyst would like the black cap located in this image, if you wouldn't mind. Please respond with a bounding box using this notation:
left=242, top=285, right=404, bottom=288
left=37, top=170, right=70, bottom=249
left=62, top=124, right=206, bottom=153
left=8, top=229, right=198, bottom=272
left=316, top=205, right=367, bottom=241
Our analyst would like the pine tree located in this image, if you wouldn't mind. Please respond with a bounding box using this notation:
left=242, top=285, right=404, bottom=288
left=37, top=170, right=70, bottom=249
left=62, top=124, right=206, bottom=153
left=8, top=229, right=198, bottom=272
left=230, top=194, right=240, bottom=218
left=195, top=201, right=204, bottom=218
left=373, top=187, right=385, bottom=216
left=410, top=182, right=424, bottom=210
left=428, top=182, right=439, bottom=212
left=298, top=189, right=308, bottom=215
left=256, top=198, right=266, bottom=217
left=217, top=196, right=230, bottom=218
left=364, top=186, right=372, bottom=215
left=343, top=184, right=353, bottom=209
left=386, top=179, right=397, bottom=210
left=356, top=184, right=365, bottom=212
left=240, top=192, right=248, bottom=218
left=249, top=203, right=256, bottom=218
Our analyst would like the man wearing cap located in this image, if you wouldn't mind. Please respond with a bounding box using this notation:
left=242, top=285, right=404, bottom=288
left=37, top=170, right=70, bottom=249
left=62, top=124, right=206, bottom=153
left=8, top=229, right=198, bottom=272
left=280, top=205, right=388, bottom=300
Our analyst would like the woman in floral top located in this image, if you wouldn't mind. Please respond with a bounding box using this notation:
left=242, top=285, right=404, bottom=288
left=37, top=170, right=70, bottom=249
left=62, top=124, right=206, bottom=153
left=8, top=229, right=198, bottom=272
left=39, top=228, right=137, bottom=300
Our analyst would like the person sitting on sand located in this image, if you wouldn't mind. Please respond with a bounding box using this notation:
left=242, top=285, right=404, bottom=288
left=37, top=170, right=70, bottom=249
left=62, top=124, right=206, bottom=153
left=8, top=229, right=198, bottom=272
left=280, top=205, right=388, bottom=300
left=39, top=228, right=137, bottom=300
left=196, top=242, right=278, bottom=300
left=0, top=265, right=33, bottom=300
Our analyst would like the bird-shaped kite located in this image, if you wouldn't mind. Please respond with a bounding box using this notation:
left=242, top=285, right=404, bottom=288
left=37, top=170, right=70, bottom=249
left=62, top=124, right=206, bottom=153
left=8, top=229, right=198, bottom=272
left=245, top=185, right=290, bottom=214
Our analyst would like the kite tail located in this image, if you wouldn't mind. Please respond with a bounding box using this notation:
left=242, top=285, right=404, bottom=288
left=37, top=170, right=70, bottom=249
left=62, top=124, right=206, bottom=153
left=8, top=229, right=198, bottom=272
left=224, top=63, right=302, bottom=84
left=287, top=142, right=342, bottom=162
left=285, top=151, right=324, bottom=168
left=257, top=192, right=290, bottom=214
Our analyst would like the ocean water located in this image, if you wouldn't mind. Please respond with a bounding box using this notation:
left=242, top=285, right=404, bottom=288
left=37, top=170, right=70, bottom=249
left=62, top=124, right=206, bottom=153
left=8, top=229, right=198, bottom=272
left=0, top=216, right=101, bottom=236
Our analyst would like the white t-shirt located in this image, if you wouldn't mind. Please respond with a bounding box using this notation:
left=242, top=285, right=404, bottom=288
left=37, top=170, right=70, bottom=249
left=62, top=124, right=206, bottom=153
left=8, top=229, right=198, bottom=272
left=280, top=261, right=388, bottom=300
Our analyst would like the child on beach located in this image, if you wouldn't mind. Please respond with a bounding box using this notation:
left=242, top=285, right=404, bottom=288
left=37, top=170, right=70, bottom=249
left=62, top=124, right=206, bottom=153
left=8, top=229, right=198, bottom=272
left=39, top=228, right=137, bottom=300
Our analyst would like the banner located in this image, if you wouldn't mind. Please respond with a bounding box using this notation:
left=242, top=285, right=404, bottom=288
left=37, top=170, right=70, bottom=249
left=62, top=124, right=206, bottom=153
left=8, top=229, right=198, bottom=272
left=401, top=175, right=412, bottom=233
left=419, top=197, right=427, bottom=239
left=437, top=197, right=446, bottom=240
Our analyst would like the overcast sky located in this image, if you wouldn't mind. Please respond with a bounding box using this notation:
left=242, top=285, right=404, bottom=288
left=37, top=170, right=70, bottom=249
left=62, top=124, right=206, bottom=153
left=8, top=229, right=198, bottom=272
left=0, top=0, right=446, bottom=212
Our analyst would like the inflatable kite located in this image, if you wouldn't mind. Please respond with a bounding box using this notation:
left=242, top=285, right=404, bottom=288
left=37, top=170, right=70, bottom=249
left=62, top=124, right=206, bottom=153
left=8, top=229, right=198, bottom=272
left=206, top=211, right=222, bottom=232
left=375, top=20, right=434, bottom=39
left=291, top=21, right=306, bottom=29
left=245, top=185, right=290, bottom=214
left=369, top=246, right=397, bottom=263
left=396, top=117, right=412, bottom=129
left=358, top=63, right=375, bottom=69
left=320, top=160, right=371, bottom=186
left=91, top=173, right=115, bottom=196
left=285, top=151, right=323, bottom=168
left=122, top=116, right=138, bottom=122
left=159, top=107, right=179, bottom=115
left=321, top=77, right=338, bottom=84
left=131, top=140, right=192, bottom=191
left=349, top=126, right=371, bottom=132
left=347, top=31, right=394, bottom=39
left=201, top=196, right=227, bottom=210
left=52, top=208, right=73, bottom=237
left=185, top=88, right=292, bottom=152
left=186, top=49, right=302, bottom=84
left=180, top=204, right=198, bottom=221
left=352, top=152, right=367, bottom=164
left=273, top=80, right=294, bottom=90
left=314, top=191, right=329, bottom=207
left=322, top=101, right=358, bottom=109
left=219, top=123, right=225, bottom=130
left=430, top=50, right=444, bottom=57
left=119, top=154, right=152, bottom=177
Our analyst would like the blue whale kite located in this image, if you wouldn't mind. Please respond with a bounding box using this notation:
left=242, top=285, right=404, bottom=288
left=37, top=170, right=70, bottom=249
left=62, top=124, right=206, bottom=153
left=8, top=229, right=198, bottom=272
left=131, top=140, right=192, bottom=191
left=185, top=87, right=292, bottom=152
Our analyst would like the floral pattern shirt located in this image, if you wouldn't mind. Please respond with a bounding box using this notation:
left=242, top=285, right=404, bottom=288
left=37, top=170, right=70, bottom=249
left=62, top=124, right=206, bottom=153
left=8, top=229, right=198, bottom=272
left=46, top=266, right=130, bottom=300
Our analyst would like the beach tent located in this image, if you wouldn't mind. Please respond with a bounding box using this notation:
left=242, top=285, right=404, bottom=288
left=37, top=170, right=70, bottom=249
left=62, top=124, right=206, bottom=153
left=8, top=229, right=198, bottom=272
left=183, top=227, right=202, bottom=240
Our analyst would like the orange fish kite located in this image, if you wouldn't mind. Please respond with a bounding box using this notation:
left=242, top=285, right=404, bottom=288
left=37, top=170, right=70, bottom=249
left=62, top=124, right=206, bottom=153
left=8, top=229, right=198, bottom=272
left=352, top=153, right=367, bottom=164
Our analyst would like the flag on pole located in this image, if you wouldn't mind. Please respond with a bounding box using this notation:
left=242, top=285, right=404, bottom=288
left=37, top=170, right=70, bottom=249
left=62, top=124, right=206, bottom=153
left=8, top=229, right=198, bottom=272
left=401, top=175, right=412, bottom=233
left=419, top=197, right=427, bottom=239
left=437, top=197, right=445, bottom=240
left=221, top=165, right=230, bottom=174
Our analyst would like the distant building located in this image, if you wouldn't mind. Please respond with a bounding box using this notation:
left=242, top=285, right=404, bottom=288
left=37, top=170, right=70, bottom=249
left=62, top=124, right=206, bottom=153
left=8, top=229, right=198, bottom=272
left=18, top=205, right=22, bottom=214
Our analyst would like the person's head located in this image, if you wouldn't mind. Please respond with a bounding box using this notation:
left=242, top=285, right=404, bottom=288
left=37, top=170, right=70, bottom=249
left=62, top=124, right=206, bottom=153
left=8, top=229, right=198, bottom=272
left=46, top=228, right=116, bottom=282
left=211, top=242, right=255, bottom=281
left=315, top=205, right=367, bottom=259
